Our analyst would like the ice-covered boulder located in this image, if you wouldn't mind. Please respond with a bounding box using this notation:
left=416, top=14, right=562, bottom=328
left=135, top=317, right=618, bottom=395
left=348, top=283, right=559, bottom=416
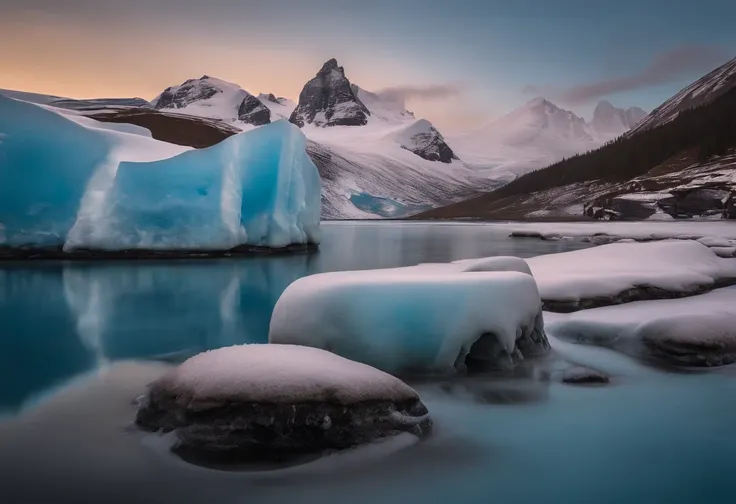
left=136, top=344, right=431, bottom=464
left=547, top=285, right=736, bottom=367
left=527, top=240, right=736, bottom=311
left=0, top=96, right=321, bottom=253
left=269, top=263, right=549, bottom=374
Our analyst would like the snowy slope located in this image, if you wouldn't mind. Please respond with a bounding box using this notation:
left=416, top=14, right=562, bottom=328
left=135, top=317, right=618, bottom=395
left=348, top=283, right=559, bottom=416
left=629, top=57, right=736, bottom=134
left=151, top=76, right=272, bottom=129
left=0, top=88, right=66, bottom=105
left=450, top=97, right=646, bottom=182
left=257, top=93, right=296, bottom=120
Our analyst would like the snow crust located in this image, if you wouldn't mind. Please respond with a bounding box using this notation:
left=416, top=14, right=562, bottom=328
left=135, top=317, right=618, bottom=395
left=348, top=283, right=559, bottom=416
left=546, top=286, right=736, bottom=357
left=0, top=96, right=320, bottom=250
left=269, top=263, right=543, bottom=373
left=527, top=240, right=736, bottom=302
left=155, top=344, right=419, bottom=405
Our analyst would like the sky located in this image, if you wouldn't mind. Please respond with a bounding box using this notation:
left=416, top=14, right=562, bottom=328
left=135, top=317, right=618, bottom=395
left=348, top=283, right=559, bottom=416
left=1, top=0, right=735, bottom=132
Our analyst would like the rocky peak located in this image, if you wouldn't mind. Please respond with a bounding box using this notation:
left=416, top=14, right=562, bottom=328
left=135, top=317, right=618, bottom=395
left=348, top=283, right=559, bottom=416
left=152, top=77, right=222, bottom=110
left=591, top=100, right=647, bottom=137
left=237, top=94, right=271, bottom=126
left=289, top=58, right=370, bottom=128
left=394, top=119, right=458, bottom=163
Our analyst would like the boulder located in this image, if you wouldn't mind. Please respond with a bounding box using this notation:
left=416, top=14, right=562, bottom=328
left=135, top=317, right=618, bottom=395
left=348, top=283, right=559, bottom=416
left=136, top=344, right=431, bottom=465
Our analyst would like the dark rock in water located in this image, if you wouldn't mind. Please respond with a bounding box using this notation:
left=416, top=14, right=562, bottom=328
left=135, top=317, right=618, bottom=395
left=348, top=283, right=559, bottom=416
left=135, top=345, right=431, bottom=466
left=562, top=366, right=610, bottom=385
left=463, top=311, right=550, bottom=373
left=637, top=314, right=736, bottom=367
left=237, top=94, right=271, bottom=125
left=289, top=58, right=370, bottom=128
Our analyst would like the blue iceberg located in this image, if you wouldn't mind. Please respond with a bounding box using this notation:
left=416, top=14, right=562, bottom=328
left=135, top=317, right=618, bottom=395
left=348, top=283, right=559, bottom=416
left=0, top=95, right=321, bottom=251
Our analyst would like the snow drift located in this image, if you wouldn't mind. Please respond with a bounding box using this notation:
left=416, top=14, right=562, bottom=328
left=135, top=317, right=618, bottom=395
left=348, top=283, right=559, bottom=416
left=269, top=260, right=548, bottom=374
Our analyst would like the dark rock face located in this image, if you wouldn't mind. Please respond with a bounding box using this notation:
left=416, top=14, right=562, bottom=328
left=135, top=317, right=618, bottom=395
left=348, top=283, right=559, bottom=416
left=237, top=94, right=271, bottom=126
left=136, top=389, right=431, bottom=465
left=462, top=311, right=550, bottom=373
left=671, top=187, right=731, bottom=217
left=641, top=336, right=736, bottom=367
left=153, top=76, right=220, bottom=110
left=289, top=59, right=370, bottom=128
left=264, top=93, right=280, bottom=104
left=562, top=366, right=610, bottom=385
left=402, top=124, right=458, bottom=163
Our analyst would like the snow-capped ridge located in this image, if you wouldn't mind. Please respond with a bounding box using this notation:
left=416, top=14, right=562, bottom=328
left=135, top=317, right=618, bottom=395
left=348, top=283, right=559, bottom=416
left=289, top=58, right=370, bottom=128
left=151, top=76, right=272, bottom=126
left=630, top=56, right=736, bottom=134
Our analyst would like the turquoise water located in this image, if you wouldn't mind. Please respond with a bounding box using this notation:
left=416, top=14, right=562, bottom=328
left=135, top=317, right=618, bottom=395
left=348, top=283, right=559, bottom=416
left=1, top=222, right=734, bottom=504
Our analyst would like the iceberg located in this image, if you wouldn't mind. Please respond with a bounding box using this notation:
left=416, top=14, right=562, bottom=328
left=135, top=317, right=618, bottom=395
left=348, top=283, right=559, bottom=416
left=269, top=260, right=549, bottom=374
left=0, top=96, right=320, bottom=252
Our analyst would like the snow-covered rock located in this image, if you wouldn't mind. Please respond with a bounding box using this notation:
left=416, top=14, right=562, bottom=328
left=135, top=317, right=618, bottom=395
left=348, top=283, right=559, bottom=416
left=0, top=96, right=321, bottom=252
left=257, top=93, right=296, bottom=120
left=546, top=285, right=736, bottom=367
left=136, top=344, right=432, bottom=463
left=269, top=263, right=549, bottom=374
left=152, top=76, right=271, bottom=127
left=290, top=59, right=370, bottom=128
left=527, top=240, right=736, bottom=311
left=390, top=119, right=457, bottom=163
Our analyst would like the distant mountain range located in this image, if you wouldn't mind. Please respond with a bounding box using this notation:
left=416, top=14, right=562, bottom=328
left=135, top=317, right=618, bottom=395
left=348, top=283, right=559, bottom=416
left=1, top=58, right=654, bottom=219
left=417, top=56, right=736, bottom=221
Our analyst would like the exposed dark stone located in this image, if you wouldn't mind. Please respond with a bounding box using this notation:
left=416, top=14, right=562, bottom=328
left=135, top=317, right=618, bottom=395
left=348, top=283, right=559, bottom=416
left=672, top=187, right=731, bottom=216
left=289, top=58, right=370, bottom=128
left=136, top=389, right=431, bottom=465
left=0, top=242, right=318, bottom=261
left=154, top=77, right=220, bottom=110
left=462, top=311, right=550, bottom=373
left=264, top=93, right=280, bottom=104
left=562, top=366, right=610, bottom=385
left=237, top=94, right=271, bottom=125
left=543, top=279, right=736, bottom=313
left=400, top=123, right=458, bottom=163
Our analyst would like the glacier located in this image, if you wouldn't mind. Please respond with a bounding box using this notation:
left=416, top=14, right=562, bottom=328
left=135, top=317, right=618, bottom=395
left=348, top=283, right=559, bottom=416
left=269, top=260, right=548, bottom=374
left=0, top=95, right=321, bottom=251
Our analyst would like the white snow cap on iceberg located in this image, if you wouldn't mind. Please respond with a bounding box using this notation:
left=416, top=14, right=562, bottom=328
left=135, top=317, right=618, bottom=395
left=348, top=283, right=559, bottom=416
left=269, top=262, right=544, bottom=374
left=153, top=344, right=419, bottom=405
left=527, top=240, right=736, bottom=302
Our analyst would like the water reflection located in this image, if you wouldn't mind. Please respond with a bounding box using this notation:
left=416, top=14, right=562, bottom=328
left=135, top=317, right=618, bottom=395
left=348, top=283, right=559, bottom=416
left=0, top=222, right=591, bottom=414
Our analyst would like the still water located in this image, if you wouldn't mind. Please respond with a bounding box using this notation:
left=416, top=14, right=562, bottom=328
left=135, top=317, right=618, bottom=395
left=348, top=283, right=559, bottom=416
left=0, top=222, right=734, bottom=504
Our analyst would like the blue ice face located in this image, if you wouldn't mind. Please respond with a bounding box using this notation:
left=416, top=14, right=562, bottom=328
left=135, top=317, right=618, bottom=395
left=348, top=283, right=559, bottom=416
left=0, top=96, right=321, bottom=250
left=0, top=96, right=112, bottom=246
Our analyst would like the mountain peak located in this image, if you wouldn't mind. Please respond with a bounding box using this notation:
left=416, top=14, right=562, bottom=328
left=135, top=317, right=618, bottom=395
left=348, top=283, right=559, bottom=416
left=526, top=97, right=550, bottom=108
left=320, top=58, right=341, bottom=74
left=290, top=60, right=369, bottom=127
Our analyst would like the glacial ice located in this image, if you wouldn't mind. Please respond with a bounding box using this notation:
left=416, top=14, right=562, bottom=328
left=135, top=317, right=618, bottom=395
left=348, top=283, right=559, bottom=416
left=269, top=262, right=545, bottom=374
left=0, top=96, right=321, bottom=250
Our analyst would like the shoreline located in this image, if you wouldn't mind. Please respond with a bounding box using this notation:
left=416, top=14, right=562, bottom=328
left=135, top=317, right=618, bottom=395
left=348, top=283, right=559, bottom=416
left=0, top=242, right=319, bottom=261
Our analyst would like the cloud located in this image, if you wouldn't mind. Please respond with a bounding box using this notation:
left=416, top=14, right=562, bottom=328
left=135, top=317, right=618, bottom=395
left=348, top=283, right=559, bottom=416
left=556, top=45, right=732, bottom=105
left=374, top=84, right=461, bottom=102
left=522, top=84, right=543, bottom=95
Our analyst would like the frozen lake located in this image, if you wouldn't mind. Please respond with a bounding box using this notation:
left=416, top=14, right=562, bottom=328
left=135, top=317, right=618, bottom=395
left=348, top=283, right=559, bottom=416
left=1, top=221, right=735, bottom=504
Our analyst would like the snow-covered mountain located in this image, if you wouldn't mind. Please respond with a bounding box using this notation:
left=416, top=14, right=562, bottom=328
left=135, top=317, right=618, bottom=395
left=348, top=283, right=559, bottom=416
left=450, top=97, right=646, bottom=182
left=590, top=100, right=647, bottom=138
left=151, top=76, right=292, bottom=128
left=289, top=59, right=370, bottom=127
left=629, top=57, right=736, bottom=134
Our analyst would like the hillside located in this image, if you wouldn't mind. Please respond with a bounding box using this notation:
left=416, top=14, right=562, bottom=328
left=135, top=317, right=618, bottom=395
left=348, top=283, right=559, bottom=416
left=415, top=61, right=736, bottom=221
